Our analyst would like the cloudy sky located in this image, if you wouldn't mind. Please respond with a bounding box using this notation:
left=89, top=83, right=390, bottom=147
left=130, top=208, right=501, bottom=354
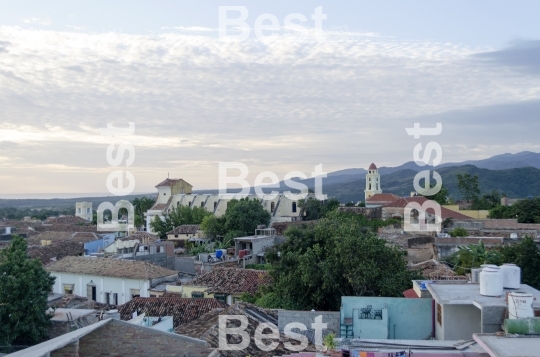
left=1, top=1, right=540, bottom=197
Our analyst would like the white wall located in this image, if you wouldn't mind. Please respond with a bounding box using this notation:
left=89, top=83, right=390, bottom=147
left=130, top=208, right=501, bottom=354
left=50, top=272, right=150, bottom=304
left=442, top=304, right=482, bottom=340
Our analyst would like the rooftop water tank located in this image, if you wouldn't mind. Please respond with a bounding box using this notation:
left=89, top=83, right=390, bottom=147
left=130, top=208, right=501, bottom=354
left=500, top=264, right=521, bottom=289
left=471, top=268, right=481, bottom=283
left=480, top=267, right=504, bottom=297
left=508, top=291, right=534, bottom=319
left=215, top=250, right=223, bottom=259
left=510, top=233, right=518, bottom=239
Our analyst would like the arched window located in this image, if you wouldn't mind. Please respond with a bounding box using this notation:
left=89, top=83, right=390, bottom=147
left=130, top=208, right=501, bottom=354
left=270, top=202, right=275, bottom=212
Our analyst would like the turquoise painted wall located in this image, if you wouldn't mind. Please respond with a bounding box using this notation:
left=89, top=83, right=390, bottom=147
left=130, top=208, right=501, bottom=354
left=341, top=296, right=432, bottom=340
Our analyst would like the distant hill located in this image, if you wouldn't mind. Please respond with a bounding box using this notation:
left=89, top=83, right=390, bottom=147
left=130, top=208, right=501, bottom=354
left=0, top=193, right=156, bottom=210
left=322, top=165, right=540, bottom=203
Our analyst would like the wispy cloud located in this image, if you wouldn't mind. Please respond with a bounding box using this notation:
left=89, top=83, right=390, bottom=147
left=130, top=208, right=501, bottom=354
left=0, top=26, right=538, bottom=192
left=22, top=16, right=52, bottom=26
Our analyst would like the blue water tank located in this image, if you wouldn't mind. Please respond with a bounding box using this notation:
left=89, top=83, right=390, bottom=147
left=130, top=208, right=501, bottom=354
left=215, top=250, right=223, bottom=259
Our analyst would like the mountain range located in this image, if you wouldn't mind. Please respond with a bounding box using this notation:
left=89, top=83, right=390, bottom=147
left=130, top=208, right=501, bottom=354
left=2, top=151, right=539, bottom=209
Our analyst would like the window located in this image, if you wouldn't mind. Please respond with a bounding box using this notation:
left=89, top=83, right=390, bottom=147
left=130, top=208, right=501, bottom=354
left=192, top=292, right=204, bottom=298
left=437, top=303, right=442, bottom=325
left=113, top=293, right=118, bottom=305
left=201, top=202, right=204, bottom=207
left=105, top=292, right=110, bottom=305
left=270, top=202, right=275, bottom=213
left=189, top=201, right=192, bottom=207
left=214, top=294, right=227, bottom=304
left=214, top=202, right=217, bottom=210
left=78, top=208, right=81, bottom=214
left=86, top=208, right=91, bottom=214
left=63, top=284, right=74, bottom=294
left=292, top=202, right=297, bottom=213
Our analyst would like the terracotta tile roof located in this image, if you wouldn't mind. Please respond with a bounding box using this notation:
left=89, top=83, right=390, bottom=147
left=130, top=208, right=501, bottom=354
left=167, top=225, right=200, bottom=235
left=34, top=224, right=99, bottom=233
left=176, top=302, right=316, bottom=357
left=409, top=260, right=467, bottom=280
left=47, top=216, right=89, bottom=224
left=71, top=232, right=101, bottom=244
left=185, top=267, right=272, bottom=295
left=26, top=231, right=75, bottom=245
left=368, top=163, right=377, bottom=170
left=403, top=288, right=419, bottom=298
left=383, top=196, right=471, bottom=219
left=118, top=231, right=159, bottom=242
left=27, top=241, right=84, bottom=265
left=149, top=203, right=167, bottom=211
left=366, top=193, right=401, bottom=203
left=118, top=297, right=226, bottom=328
left=46, top=256, right=178, bottom=280
left=155, top=178, right=192, bottom=188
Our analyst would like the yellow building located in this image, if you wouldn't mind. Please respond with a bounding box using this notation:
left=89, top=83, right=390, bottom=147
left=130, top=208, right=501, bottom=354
left=442, top=205, right=489, bottom=219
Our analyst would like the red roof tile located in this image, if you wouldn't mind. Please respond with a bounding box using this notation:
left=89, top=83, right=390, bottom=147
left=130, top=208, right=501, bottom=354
left=384, top=196, right=471, bottom=219
left=118, top=297, right=226, bottom=328
left=366, top=193, right=401, bottom=203
left=368, top=163, right=377, bottom=170
left=185, top=267, right=272, bottom=295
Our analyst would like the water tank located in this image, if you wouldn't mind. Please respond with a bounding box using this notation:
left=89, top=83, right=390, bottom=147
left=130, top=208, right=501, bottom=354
left=480, top=267, right=504, bottom=297
left=471, top=268, right=481, bottom=283
left=500, top=264, right=521, bottom=289
left=510, top=233, right=518, bottom=239
left=508, top=291, right=534, bottom=319
left=104, top=309, right=120, bottom=320
left=215, top=250, right=223, bottom=259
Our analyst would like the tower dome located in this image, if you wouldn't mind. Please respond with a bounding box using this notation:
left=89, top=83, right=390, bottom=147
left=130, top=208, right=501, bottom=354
left=368, top=163, right=377, bottom=170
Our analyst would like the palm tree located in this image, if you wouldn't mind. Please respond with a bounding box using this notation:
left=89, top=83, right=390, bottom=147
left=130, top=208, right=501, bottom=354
left=132, top=196, right=155, bottom=229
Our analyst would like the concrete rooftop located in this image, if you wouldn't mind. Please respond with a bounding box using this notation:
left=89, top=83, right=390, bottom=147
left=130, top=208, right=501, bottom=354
left=427, top=282, right=540, bottom=308
left=474, top=333, right=540, bottom=357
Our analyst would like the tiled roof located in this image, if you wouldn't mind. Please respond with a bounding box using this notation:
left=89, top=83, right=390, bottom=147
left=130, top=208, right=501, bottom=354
left=368, top=163, right=377, bottom=170
left=186, top=267, right=272, bottom=295
left=155, top=178, right=192, bottom=188
left=118, top=297, right=226, bottom=328
left=176, top=303, right=316, bottom=357
left=26, top=231, right=75, bottom=245
left=366, top=193, right=401, bottom=203
left=383, top=196, right=471, bottom=219
left=46, top=256, right=178, bottom=280
left=71, top=232, right=101, bottom=243
left=47, top=216, right=89, bottom=224
left=34, top=224, right=99, bottom=233
left=148, top=203, right=167, bottom=211
left=118, top=231, right=159, bottom=242
left=27, top=241, right=84, bottom=265
left=167, top=225, right=200, bottom=235
left=409, top=260, right=467, bottom=280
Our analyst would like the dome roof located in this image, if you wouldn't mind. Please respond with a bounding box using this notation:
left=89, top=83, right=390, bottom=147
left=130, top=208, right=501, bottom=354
left=368, top=163, right=377, bottom=170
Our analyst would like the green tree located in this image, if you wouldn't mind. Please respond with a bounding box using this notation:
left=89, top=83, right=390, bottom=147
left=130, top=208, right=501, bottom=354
left=488, top=197, right=540, bottom=223
left=263, top=211, right=417, bottom=310
left=449, top=227, right=468, bottom=237
left=132, top=197, right=156, bottom=228
left=420, top=185, right=449, bottom=205
left=297, top=197, right=340, bottom=220
left=501, top=237, right=540, bottom=289
left=448, top=242, right=503, bottom=275
left=150, top=205, right=211, bottom=239
left=0, top=235, right=56, bottom=345
left=456, top=173, right=481, bottom=203
left=224, top=198, right=271, bottom=236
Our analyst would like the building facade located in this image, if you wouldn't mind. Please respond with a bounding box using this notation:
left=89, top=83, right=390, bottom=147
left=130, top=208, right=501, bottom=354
left=75, top=201, right=93, bottom=221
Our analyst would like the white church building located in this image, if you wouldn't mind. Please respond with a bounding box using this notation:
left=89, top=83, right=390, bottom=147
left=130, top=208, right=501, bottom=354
left=144, top=178, right=311, bottom=234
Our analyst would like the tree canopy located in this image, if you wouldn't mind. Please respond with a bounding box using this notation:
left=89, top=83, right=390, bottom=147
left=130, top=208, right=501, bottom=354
left=297, top=197, right=340, bottom=220
left=132, top=196, right=156, bottom=228
left=150, top=205, right=212, bottom=239
left=200, top=197, right=271, bottom=240
left=489, top=197, right=540, bottom=223
left=258, top=212, right=417, bottom=310
left=0, top=235, right=56, bottom=346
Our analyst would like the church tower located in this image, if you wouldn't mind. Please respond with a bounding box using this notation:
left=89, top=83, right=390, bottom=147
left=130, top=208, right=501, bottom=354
left=364, top=163, right=382, bottom=201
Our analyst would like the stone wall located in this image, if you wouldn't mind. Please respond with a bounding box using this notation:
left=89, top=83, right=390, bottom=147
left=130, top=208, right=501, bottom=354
left=277, top=310, right=340, bottom=337
left=51, top=340, right=79, bottom=357
left=134, top=252, right=175, bottom=270
left=337, top=207, right=382, bottom=219
left=175, top=256, right=197, bottom=274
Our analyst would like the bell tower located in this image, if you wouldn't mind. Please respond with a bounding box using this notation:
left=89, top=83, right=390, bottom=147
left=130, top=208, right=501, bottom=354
left=364, top=163, right=382, bottom=201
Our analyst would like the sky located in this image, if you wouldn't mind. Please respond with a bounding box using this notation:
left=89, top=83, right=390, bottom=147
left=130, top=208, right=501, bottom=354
left=1, top=1, right=540, bottom=197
